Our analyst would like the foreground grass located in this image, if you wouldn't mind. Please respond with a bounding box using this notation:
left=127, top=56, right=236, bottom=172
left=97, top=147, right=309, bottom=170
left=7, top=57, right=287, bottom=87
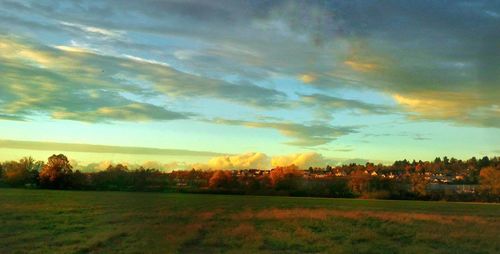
left=0, top=189, right=499, bottom=254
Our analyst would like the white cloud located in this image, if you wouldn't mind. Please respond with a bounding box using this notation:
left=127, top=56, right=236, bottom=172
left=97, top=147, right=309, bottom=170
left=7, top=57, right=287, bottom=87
left=59, top=21, right=124, bottom=38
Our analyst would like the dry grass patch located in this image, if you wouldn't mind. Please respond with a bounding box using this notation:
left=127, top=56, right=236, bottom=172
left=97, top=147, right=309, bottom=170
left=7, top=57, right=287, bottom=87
left=232, top=208, right=490, bottom=225
left=198, top=210, right=217, bottom=220
left=225, top=223, right=259, bottom=239
left=293, top=225, right=321, bottom=244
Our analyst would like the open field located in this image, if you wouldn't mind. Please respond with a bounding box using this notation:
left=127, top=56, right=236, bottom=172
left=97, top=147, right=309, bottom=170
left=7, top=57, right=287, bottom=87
left=1, top=189, right=499, bottom=254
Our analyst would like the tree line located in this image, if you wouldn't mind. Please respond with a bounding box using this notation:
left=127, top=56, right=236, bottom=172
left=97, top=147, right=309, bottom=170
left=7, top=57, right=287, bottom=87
left=0, top=154, right=499, bottom=202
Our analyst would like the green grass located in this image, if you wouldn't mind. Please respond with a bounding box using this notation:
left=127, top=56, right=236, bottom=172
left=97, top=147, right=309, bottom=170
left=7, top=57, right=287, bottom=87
left=1, top=189, right=499, bottom=254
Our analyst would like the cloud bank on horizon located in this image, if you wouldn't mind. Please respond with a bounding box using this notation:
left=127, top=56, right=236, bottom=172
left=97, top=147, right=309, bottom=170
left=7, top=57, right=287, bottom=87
left=73, top=151, right=372, bottom=172
left=0, top=0, right=499, bottom=165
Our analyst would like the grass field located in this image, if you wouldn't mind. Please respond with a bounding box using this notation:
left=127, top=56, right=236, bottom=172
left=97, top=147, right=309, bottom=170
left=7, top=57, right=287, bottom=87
left=0, top=189, right=499, bottom=254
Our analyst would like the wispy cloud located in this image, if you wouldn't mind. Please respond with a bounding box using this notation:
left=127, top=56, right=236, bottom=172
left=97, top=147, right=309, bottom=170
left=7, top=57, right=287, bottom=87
left=300, top=93, right=396, bottom=120
left=211, top=118, right=357, bottom=147
left=59, top=21, right=124, bottom=38
left=0, top=113, right=25, bottom=121
left=0, top=139, right=225, bottom=157
left=0, top=36, right=287, bottom=122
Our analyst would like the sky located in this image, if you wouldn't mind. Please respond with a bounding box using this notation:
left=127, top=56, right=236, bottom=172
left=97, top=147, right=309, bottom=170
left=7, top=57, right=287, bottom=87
left=0, top=0, right=499, bottom=170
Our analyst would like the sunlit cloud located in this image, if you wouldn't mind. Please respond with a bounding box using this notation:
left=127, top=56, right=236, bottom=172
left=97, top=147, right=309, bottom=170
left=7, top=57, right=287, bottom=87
left=343, top=60, right=377, bottom=73
left=159, top=152, right=341, bottom=170
left=194, top=152, right=337, bottom=170
left=299, top=74, right=317, bottom=83
left=82, top=160, right=114, bottom=171
left=393, top=93, right=500, bottom=128
left=183, top=151, right=365, bottom=170
left=271, top=152, right=331, bottom=168
left=54, top=45, right=94, bottom=53
left=208, top=152, right=270, bottom=170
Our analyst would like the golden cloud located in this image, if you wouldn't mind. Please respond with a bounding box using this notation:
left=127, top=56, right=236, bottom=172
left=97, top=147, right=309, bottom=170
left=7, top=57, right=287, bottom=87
left=343, top=60, right=377, bottom=72
left=208, top=152, right=270, bottom=170
left=392, top=93, right=462, bottom=118
left=183, top=152, right=335, bottom=170
left=271, top=152, right=328, bottom=169
left=299, top=73, right=317, bottom=83
left=392, top=92, right=500, bottom=127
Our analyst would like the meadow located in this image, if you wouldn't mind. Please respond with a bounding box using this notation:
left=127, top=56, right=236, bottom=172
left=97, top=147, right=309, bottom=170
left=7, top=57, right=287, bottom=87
left=1, top=189, right=499, bottom=254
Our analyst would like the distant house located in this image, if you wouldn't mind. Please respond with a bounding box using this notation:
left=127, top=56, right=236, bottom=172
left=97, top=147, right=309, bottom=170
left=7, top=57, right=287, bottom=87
left=334, top=170, right=347, bottom=177
left=430, top=174, right=454, bottom=183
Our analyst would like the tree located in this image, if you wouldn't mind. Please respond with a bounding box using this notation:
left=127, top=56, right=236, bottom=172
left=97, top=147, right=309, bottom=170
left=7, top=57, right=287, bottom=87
left=69, top=170, right=89, bottom=190
left=348, top=169, right=370, bottom=195
left=478, top=156, right=490, bottom=168
left=434, top=157, right=442, bottom=164
left=1, top=157, right=42, bottom=187
left=479, top=166, right=500, bottom=198
left=443, top=156, right=450, bottom=165
left=92, top=164, right=130, bottom=190
left=410, top=174, right=427, bottom=197
left=326, top=165, right=333, bottom=172
left=208, top=170, right=232, bottom=189
left=328, top=178, right=352, bottom=197
left=269, top=165, right=302, bottom=191
left=39, top=154, right=73, bottom=189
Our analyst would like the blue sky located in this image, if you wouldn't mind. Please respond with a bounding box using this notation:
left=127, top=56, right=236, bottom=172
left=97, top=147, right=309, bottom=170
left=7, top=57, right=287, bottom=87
left=0, top=0, right=499, bottom=170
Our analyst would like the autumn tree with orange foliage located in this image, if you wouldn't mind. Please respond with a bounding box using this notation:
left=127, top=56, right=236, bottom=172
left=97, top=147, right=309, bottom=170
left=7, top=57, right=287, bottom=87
left=348, top=169, right=370, bottom=195
left=39, top=154, right=73, bottom=189
left=480, top=166, right=500, bottom=200
left=208, top=170, right=233, bottom=189
left=1, top=157, right=42, bottom=187
left=410, top=173, right=427, bottom=197
left=270, top=165, right=303, bottom=192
